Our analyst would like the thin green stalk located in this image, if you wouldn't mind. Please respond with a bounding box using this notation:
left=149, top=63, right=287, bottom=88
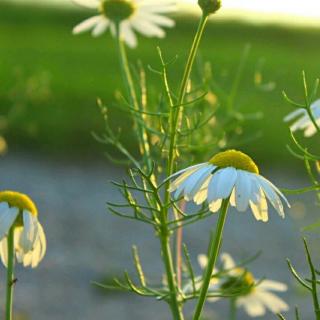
left=306, top=107, right=320, bottom=136
left=156, top=14, right=210, bottom=320
left=303, top=239, right=320, bottom=320
left=230, top=298, right=237, bottom=320
left=116, top=26, right=152, bottom=172
left=160, top=224, right=184, bottom=320
left=193, top=199, right=230, bottom=320
left=6, top=227, right=15, bottom=320
left=166, top=13, right=209, bottom=185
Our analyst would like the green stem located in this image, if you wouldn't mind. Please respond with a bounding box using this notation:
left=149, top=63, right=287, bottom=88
left=116, top=26, right=152, bottom=172
left=306, top=107, right=320, bottom=136
left=230, top=298, right=237, bottom=320
left=158, top=15, right=209, bottom=320
left=192, top=199, right=230, bottom=320
left=166, top=14, right=209, bottom=185
left=160, top=229, right=184, bottom=320
left=6, top=227, right=15, bottom=320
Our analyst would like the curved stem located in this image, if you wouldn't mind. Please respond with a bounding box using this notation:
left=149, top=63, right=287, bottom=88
left=6, top=227, right=15, bottom=320
left=116, top=27, right=152, bottom=172
left=192, top=199, right=230, bottom=320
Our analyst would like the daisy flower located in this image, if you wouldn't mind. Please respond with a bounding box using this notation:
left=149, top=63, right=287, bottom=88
left=284, top=99, right=320, bottom=137
left=0, top=191, right=46, bottom=268
left=198, top=253, right=289, bottom=317
left=72, top=0, right=176, bottom=48
left=169, top=149, right=290, bottom=222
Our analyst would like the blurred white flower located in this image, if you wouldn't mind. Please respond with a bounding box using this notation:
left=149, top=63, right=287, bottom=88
left=72, top=0, right=176, bottom=48
left=199, top=253, right=289, bottom=317
left=169, top=149, right=290, bottom=222
left=284, top=99, right=320, bottom=137
left=0, top=191, right=46, bottom=268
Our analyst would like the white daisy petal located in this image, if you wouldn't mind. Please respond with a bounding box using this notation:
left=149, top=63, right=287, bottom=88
left=259, top=279, right=288, bottom=292
left=73, top=15, right=102, bottom=34
left=143, top=13, right=175, bottom=27
left=194, top=177, right=211, bottom=205
left=19, top=211, right=39, bottom=253
left=184, top=165, right=214, bottom=201
left=0, top=237, right=8, bottom=267
left=0, top=206, right=19, bottom=240
left=283, top=108, right=305, bottom=122
left=234, top=170, right=251, bottom=212
left=255, top=290, right=289, bottom=313
left=249, top=189, right=268, bottom=222
left=37, top=222, right=47, bottom=262
left=284, top=99, right=320, bottom=137
left=209, top=199, right=222, bottom=212
left=169, top=163, right=207, bottom=192
left=207, top=169, right=224, bottom=203
left=92, top=19, right=110, bottom=37
left=131, top=18, right=165, bottom=38
left=197, top=254, right=208, bottom=269
left=121, top=22, right=137, bottom=48
left=238, top=296, right=266, bottom=317
left=215, top=167, right=237, bottom=199
left=304, top=119, right=320, bottom=137
left=220, top=253, right=236, bottom=270
left=254, top=176, right=285, bottom=218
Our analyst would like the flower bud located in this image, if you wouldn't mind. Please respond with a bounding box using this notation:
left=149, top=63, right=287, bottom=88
left=198, top=0, right=221, bottom=15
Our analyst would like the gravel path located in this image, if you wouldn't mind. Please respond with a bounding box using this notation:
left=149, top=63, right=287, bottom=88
left=0, top=152, right=318, bottom=319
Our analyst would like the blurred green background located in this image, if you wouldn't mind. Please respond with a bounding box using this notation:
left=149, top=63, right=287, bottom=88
left=1, top=1, right=320, bottom=167
left=1, top=3, right=320, bottom=320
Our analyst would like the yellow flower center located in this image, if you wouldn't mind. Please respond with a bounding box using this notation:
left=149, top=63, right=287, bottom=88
left=209, top=149, right=259, bottom=174
left=222, top=267, right=255, bottom=295
left=234, top=268, right=255, bottom=286
left=100, top=0, right=136, bottom=21
left=0, top=191, right=38, bottom=217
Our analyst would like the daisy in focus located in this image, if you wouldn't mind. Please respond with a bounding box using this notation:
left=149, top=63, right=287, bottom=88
left=284, top=99, right=320, bottom=137
left=169, top=149, right=290, bottom=222
left=198, top=253, right=289, bottom=317
left=0, top=191, right=46, bottom=268
left=72, top=0, right=176, bottom=48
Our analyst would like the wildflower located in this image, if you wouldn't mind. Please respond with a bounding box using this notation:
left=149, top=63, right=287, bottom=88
left=198, top=253, right=289, bottom=317
left=169, top=149, right=290, bottom=222
left=72, top=0, right=176, bottom=48
left=284, top=99, right=320, bottom=137
left=0, top=191, right=46, bottom=268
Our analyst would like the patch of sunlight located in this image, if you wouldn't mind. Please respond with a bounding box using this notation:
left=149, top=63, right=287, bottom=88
left=9, top=0, right=320, bottom=28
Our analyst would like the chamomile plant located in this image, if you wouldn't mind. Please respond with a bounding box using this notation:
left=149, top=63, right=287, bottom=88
left=0, top=191, right=46, bottom=320
left=73, top=0, right=290, bottom=319
left=280, top=73, right=320, bottom=320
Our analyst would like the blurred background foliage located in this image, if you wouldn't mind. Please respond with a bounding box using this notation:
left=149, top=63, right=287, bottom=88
left=1, top=1, right=319, bottom=168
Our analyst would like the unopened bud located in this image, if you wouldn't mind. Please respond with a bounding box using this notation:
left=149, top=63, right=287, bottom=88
left=198, top=0, right=221, bottom=15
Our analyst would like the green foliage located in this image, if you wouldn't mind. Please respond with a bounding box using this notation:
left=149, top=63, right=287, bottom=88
left=1, top=2, right=320, bottom=166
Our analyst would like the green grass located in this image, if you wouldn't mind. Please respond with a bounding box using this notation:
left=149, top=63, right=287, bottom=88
left=1, top=2, right=320, bottom=167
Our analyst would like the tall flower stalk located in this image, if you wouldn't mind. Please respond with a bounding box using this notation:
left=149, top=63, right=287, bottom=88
left=192, top=199, right=230, bottom=320
left=115, top=24, right=152, bottom=173
left=5, top=227, right=15, bottom=320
